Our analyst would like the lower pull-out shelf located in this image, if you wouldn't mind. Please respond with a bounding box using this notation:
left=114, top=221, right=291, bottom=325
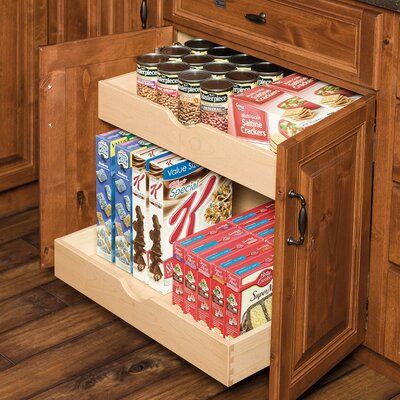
left=55, top=226, right=271, bottom=386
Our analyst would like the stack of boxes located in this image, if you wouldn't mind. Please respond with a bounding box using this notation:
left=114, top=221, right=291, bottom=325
left=173, top=202, right=275, bottom=338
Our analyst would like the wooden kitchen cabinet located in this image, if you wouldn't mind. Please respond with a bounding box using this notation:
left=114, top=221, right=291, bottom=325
left=38, top=0, right=400, bottom=398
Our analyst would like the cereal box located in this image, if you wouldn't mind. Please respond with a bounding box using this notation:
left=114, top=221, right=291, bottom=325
left=225, top=251, right=274, bottom=339
left=210, top=241, right=273, bottom=336
left=270, top=73, right=361, bottom=111
left=228, top=86, right=332, bottom=145
left=114, top=139, right=152, bottom=272
left=131, top=146, right=170, bottom=283
left=148, top=157, right=232, bottom=294
left=183, top=227, right=248, bottom=320
left=96, top=129, right=135, bottom=262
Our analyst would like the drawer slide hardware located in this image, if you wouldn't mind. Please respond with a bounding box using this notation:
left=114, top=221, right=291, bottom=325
left=287, top=190, right=307, bottom=246
left=245, top=12, right=267, bottom=24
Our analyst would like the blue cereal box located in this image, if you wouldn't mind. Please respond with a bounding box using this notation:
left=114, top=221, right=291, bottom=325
left=114, top=139, right=152, bottom=272
left=96, top=129, right=135, bottom=262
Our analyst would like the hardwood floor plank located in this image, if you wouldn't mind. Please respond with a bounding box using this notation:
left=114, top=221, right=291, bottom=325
left=41, top=280, right=86, bottom=305
left=0, top=261, right=55, bottom=302
left=0, top=208, right=39, bottom=245
left=22, top=230, right=40, bottom=249
left=0, top=354, right=13, bottom=371
left=0, top=286, right=65, bottom=334
left=0, top=320, right=152, bottom=400
left=0, top=300, right=116, bottom=363
left=0, top=238, right=38, bottom=272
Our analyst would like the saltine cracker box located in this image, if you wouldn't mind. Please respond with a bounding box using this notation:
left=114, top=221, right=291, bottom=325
left=148, top=157, right=233, bottom=294
left=225, top=251, right=274, bottom=339
left=95, top=130, right=135, bottom=262
left=114, top=139, right=151, bottom=272
left=131, top=146, right=170, bottom=283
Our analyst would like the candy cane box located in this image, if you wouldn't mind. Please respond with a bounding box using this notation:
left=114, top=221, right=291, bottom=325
left=148, top=157, right=232, bottom=294
left=225, top=251, right=274, bottom=339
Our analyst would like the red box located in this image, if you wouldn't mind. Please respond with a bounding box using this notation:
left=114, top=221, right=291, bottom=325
left=225, top=251, right=274, bottom=339
left=229, top=201, right=275, bottom=226
left=240, top=213, right=275, bottom=235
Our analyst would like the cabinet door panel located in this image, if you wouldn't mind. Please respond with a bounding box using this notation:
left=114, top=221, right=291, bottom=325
left=270, top=97, right=375, bottom=399
left=39, top=27, right=173, bottom=267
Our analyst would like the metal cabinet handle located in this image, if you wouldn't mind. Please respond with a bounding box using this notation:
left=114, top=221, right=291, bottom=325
left=140, top=0, right=148, bottom=29
left=287, top=190, right=307, bottom=246
left=245, top=12, right=267, bottom=24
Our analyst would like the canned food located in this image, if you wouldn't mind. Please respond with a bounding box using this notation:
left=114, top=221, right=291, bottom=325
left=160, top=45, right=191, bottom=61
left=157, top=62, right=190, bottom=116
left=136, top=53, right=169, bottom=101
left=251, top=62, right=285, bottom=86
left=185, top=39, right=217, bottom=54
left=200, top=79, right=234, bottom=132
left=178, top=70, right=212, bottom=126
left=226, top=70, right=259, bottom=94
left=203, top=62, right=237, bottom=79
left=229, top=54, right=263, bottom=71
left=182, top=54, right=215, bottom=70
left=207, top=46, right=241, bottom=63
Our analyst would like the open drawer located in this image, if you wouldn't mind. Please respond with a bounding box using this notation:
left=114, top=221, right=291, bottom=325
left=41, top=26, right=376, bottom=399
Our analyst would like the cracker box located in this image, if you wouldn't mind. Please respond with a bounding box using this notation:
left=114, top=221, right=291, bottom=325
left=228, top=86, right=332, bottom=145
left=172, top=221, right=233, bottom=311
left=114, top=139, right=152, bottom=272
left=131, top=146, right=170, bottom=283
left=210, top=241, right=273, bottom=336
left=183, top=227, right=249, bottom=320
left=230, top=201, right=275, bottom=226
left=96, top=129, right=135, bottom=262
left=148, top=157, right=233, bottom=294
left=225, top=251, right=274, bottom=339
left=270, top=73, right=361, bottom=111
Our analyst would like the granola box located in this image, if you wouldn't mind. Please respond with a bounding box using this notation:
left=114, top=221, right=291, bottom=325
left=228, top=86, right=332, bottom=145
left=96, top=130, right=135, bottom=262
left=131, top=146, right=170, bottom=283
left=148, top=155, right=232, bottom=294
left=270, top=73, right=361, bottom=111
left=210, top=241, right=273, bottom=336
left=225, top=251, right=274, bottom=339
left=183, top=227, right=248, bottom=320
left=114, top=139, right=152, bottom=272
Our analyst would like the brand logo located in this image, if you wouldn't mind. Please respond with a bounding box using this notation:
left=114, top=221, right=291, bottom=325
left=98, top=140, right=109, bottom=159
left=201, top=92, right=228, bottom=104
left=179, top=82, right=200, bottom=94
left=257, top=269, right=273, bottom=287
left=158, top=74, right=179, bottom=85
left=133, top=173, right=145, bottom=191
left=117, top=150, right=129, bottom=170
left=137, top=65, right=157, bottom=77
left=150, top=182, right=163, bottom=200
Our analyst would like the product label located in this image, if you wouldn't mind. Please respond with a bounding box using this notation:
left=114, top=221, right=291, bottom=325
left=232, top=81, right=257, bottom=95
left=157, top=73, right=179, bottom=96
left=258, top=73, right=284, bottom=87
left=201, top=89, right=230, bottom=113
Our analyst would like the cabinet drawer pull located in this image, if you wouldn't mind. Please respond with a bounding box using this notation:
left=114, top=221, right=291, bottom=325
left=245, top=12, right=267, bottom=24
left=140, top=0, right=147, bottom=29
left=287, top=189, right=307, bottom=246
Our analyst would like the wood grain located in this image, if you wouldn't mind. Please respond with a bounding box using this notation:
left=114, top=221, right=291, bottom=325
left=389, top=185, right=400, bottom=265
left=41, top=279, right=86, bottom=305
left=0, top=238, right=38, bottom=272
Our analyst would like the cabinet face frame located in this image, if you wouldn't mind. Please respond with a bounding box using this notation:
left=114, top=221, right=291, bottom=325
left=40, top=25, right=376, bottom=400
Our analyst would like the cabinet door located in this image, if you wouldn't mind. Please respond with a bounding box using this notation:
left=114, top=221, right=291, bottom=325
left=270, top=96, right=375, bottom=399
left=39, top=27, right=173, bottom=267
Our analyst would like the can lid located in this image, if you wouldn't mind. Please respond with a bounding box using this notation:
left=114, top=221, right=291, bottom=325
left=201, top=78, right=234, bottom=92
left=160, top=45, right=191, bottom=58
left=203, top=62, right=237, bottom=75
left=207, top=46, right=241, bottom=59
left=179, top=69, right=212, bottom=83
left=251, top=62, right=284, bottom=75
left=226, top=70, right=259, bottom=83
left=137, top=53, right=169, bottom=66
left=185, top=38, right=216, bottom=51
left=157, top=62, right=191, bottom=74
left=182, top=54, right=215, bottom=65
left=229, top=54, right=263, bottom=67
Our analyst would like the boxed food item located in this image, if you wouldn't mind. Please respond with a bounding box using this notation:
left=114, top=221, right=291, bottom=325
left=225, top=251, right=274, bottom=339
left=131, top=146, right=170, bottom=282
left=95, top=130, right=135, bottom=262
left=114, top=139, right=151, bottom=272
left=183, top=227, right=250, bottom=320
left=148, top=157, right=232, bottom=294
left=270, top=73, right=361, bottom=111
left=211, top=242, right=273, bottom=336
left=228, top=86, right=332, bottom=145
left=196, top=234, right=266, bottom=327
left=230, top=201, right=275, bottom=226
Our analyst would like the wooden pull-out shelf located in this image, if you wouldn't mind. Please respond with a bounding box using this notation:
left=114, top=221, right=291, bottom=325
left=98, top=72, right=276, bottom=200
left=55, top=226, right=271, bottom=386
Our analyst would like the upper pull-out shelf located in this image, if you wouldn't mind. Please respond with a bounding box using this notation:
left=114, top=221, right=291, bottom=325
left=98, top=72, right=277, bottom=199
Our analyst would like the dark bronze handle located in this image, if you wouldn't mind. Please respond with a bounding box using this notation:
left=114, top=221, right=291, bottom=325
left=140, top=0, right=148, bottom=29
left=245, top=12, right=266, bottom=24
left=287, top=189, right=307, bottom=246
